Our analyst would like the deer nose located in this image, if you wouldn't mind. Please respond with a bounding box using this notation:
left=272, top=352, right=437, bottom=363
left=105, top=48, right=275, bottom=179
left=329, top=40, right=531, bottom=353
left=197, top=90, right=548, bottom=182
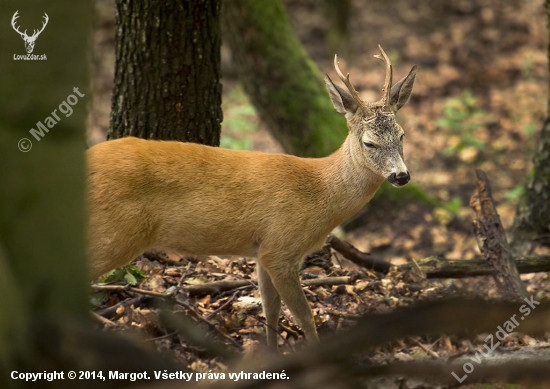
left=387, top=171, right=410, bottom=186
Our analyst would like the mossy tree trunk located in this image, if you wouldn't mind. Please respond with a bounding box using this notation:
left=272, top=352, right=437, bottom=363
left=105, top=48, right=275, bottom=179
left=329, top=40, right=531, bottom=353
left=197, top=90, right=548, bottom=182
left=109, top=0, right=222, bottom=145
left=0, top=3, right=180, bottom=384
left=0, top=0, right=90, bottom=381
left=222, top=0, right=348, bottom=158
left=510, top=0, right=550, bottom=254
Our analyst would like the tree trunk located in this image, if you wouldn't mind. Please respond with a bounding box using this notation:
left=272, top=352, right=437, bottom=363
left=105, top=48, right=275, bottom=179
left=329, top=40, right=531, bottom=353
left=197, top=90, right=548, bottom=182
left=109, top=0, right=222, bottom=145
left=0, top=0, right=90, bottom=379
left=324, top=0, right=352, bottom=61
left=222, top=0, right=348, bottom=158
left=510, top=0, right=550, bottom=254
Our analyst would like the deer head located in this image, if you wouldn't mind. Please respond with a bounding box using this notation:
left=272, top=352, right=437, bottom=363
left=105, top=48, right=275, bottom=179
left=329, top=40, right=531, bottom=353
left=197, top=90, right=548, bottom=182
left=11, top=11, right=49, bottom=54
left=325, top=45, right=417, bottom=187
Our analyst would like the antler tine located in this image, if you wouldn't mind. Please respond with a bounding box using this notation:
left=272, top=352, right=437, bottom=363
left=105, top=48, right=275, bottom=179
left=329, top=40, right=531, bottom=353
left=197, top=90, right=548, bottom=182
left=33, top=13, right=49, bottom=38
left=11, top=10, right=19, bottom=25
left=334, top=54, right=363, bottom=106
left=373, top=44, right=393, bottom=108
left=11, top=11, right=25, bottom=37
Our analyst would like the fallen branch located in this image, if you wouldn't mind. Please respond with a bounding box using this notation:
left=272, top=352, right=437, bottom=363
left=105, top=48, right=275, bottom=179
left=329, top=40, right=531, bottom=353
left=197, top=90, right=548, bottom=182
left=184, top=280, right=254, bottom=296
left=302, top=276, right=350, bottom=287
left=184, top=276, right=351, bottom=296
left=399, top=253, right=550, bottom=278
left=206, top=291, right=240, bottom=320
left=327, top=234, right=392, bottom=273
left=90, top=311, right=116, bottom=327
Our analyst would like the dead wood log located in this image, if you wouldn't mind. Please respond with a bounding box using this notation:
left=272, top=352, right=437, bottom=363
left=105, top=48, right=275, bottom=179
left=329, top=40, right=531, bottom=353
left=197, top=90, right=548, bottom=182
left=470, top=169, right=528, bottom=300
left=327, top=234, right=392, bottom=273
left=399, top=253, right=550, bottom=278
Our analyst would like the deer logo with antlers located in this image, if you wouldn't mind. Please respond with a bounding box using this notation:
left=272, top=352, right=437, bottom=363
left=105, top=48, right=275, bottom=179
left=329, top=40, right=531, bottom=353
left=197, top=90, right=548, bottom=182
left=11, top=11, right=49, bottom=54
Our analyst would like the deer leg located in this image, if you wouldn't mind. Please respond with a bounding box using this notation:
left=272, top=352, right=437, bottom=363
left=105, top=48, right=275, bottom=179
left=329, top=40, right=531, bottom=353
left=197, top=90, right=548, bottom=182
left=258, top=253, right=319, bottom=344
left=257, top=263, right=282, bottom=348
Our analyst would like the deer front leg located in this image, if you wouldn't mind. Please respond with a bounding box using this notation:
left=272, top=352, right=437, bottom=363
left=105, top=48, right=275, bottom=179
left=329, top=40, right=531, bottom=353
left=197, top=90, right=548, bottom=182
left=258, top=253, right=319, bottom=344
left=257, top=263, right=282, bottom=348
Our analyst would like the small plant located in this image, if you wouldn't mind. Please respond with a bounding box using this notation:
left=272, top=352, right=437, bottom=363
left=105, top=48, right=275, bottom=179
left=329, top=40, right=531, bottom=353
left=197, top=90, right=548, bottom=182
left=90, top=265, right=146, bottom=306
left=437, top=90, right=489, bottom=157
left=98, top=264, right=145, bottom=285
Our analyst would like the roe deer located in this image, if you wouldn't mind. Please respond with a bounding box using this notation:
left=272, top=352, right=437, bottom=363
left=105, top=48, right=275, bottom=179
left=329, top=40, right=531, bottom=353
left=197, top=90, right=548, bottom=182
left=87, top=45, right=417, bottom=347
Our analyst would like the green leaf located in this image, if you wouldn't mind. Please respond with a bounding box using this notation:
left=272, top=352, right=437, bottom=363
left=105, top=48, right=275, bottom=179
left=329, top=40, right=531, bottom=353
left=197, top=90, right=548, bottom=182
left=124, top=272, right=138, bottom=286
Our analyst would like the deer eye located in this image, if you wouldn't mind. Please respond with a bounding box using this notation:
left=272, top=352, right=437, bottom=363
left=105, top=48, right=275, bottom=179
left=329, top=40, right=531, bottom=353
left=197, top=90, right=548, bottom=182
left=363, top=142, right=377, bottom=149
left=400, top=134, right=404, bottom=141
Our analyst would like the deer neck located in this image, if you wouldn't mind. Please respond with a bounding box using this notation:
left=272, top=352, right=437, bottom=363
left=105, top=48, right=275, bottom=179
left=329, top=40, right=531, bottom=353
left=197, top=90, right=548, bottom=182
left=318, top=136, right=385, bottom=224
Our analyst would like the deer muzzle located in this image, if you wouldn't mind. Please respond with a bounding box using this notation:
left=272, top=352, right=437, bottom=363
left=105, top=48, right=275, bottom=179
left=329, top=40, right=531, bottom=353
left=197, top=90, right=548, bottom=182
left=387, top=171, right=410, bottom=187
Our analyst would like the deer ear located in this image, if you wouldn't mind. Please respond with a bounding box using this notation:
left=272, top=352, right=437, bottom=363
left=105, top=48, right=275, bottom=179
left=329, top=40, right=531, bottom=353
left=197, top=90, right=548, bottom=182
left=389, top=65, right=417, bottom=112
left=325, top=75, right=358, bottom=117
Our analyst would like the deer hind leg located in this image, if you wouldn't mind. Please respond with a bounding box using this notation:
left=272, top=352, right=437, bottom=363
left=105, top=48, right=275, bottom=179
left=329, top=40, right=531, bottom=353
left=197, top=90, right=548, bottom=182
left=257, top=263, right=282, bottom=348
left=258, top=252, right=319, bottom=344
left=88, top=238, right=144, bottom=280
left=87, top=223, right=151, bottom=280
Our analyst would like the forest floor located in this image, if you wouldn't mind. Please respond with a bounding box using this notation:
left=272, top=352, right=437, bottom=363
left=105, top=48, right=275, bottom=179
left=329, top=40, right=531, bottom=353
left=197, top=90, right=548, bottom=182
left=90, top=1, right=550, bottom=388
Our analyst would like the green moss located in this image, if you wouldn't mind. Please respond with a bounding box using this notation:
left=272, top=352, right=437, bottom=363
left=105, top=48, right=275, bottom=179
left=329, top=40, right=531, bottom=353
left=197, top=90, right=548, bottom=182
left=223, top=0, right=348, bottom=158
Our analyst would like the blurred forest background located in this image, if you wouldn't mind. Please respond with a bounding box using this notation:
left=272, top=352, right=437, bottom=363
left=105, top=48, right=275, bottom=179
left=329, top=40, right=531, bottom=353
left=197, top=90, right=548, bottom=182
left=3, top=0, right=550, bottom=388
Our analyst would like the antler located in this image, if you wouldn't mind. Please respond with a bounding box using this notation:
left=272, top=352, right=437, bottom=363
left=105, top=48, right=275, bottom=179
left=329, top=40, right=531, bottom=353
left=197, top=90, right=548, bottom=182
left=11, top=11, right=48, bottom=40
left=373, top=44, right=393, bottom=110
left=31, top=13, right=49, bottom=39
left=334, top=54, right=364, bottom=107
left=11, top=11, right=27, bottom=38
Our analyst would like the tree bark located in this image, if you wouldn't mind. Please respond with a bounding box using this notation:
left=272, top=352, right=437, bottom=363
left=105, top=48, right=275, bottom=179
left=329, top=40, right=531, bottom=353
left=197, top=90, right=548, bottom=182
left=109, top=0, right=222, bottom=145
left=470, top=169, right=527, bottom=300
left=510, top=0, right=550, bottom=254
left=222, top=0, right=348, bottom=158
